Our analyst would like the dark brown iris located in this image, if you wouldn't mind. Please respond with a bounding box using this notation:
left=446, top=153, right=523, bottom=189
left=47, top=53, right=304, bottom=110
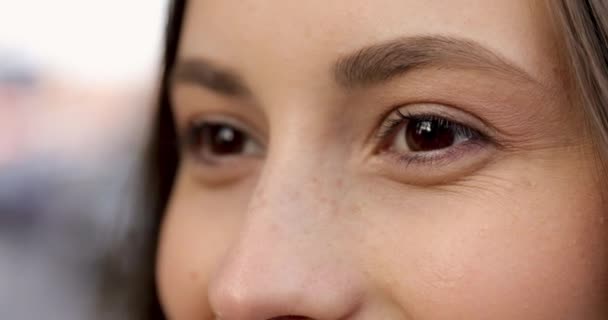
left=405, top=118, right=455, bottom=152
left=195, top=123, right=246, bottom=155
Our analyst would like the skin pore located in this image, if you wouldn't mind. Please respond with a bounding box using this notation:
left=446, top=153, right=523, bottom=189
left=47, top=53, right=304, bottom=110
left=157, top=0, right=608, bottom=319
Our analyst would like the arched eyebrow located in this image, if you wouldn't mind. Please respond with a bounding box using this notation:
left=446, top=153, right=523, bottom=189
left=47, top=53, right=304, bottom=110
left=333, top=35, right=539, bottom=89
left=170, top=35, right=540, bottom=97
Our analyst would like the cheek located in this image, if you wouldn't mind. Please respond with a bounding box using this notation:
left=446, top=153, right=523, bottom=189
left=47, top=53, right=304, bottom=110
left=156, top=173, right=249, bottom=319
left=363, top=162, right=608, bottom=319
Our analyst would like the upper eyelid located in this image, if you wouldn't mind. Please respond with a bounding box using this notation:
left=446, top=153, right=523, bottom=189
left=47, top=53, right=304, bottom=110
left=373, top=106, right=489, bottom=138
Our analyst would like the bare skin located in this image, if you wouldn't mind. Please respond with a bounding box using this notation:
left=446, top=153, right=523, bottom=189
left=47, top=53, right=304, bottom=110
left=157, top=1, right=608, bottom=319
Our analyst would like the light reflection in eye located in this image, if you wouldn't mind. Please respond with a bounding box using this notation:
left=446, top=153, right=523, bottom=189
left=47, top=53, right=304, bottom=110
left=185, top=120, right=263, bottom=164
left=376, top=108, right=490, bottom=165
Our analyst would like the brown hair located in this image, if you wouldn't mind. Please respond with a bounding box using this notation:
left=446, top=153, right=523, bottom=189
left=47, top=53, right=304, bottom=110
left=550, top=0, right=608, bottom=176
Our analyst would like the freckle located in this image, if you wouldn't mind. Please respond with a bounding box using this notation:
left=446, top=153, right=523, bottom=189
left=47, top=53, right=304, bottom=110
left=476, top=225, right=489, bottom=238
left=189, top=271, right=199, bottom=281
left=336, top=179, right=344, bottom=188
left=269, top=223, right=279, bottom=232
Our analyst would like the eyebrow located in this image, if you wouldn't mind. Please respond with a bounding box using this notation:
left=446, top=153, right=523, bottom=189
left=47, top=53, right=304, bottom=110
left=171, top=35, right=539, bottom=96
left=334, top=35, right=538, bottom=89
left=171, top=58, right=250, bottom=97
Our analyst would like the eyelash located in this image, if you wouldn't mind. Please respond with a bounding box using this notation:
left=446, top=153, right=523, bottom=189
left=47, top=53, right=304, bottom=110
left=375, top=109, right=490, bottom=166
left=181, top=108, right=492, bottom=170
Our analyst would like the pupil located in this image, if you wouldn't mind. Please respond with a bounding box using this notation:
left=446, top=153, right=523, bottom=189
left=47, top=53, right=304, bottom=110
left=405, top=119, right=455, bottom=151
left=204, top=124, right=245, bottom=155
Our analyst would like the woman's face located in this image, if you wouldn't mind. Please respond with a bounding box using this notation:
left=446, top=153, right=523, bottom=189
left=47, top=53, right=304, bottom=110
left=157, top=1, right=608, bottom=319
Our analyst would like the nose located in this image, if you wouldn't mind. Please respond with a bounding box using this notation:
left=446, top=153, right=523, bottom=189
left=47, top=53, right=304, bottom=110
left=207, top=163, right=364, bottom=320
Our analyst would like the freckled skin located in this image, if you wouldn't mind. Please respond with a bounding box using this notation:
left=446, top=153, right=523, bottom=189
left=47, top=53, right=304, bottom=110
left=157, top=0, right=608, bottom=319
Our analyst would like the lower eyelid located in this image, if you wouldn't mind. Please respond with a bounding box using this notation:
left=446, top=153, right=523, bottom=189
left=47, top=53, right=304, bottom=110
left=384, top=138, right=489, bottom=167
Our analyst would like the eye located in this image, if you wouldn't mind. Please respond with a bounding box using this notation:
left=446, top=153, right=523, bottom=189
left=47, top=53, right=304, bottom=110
left=185, top=119, right=263, bottom=164
left=401, top=115, right=481, bottom=152
left=377, top=108, right=488, bottom=164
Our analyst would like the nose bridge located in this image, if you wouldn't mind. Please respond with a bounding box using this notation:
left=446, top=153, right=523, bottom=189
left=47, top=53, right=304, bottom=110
left=249, top=112, right=342, bottom=226
left=207, top=151, right=363, bottom=319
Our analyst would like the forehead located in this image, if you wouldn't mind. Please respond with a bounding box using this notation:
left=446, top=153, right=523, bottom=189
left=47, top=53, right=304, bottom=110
left=179, top=0, right=559, bottom=87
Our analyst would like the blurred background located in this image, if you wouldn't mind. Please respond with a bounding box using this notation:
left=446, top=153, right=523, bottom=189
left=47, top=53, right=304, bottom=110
left=0, top=1, right=168, bottom=318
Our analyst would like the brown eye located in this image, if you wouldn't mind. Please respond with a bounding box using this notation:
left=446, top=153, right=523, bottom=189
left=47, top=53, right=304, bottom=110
left=201, top=123, right=245, bottom=155
left=376, top=107, right=493, bottom=178
left=186, top=121, right=262, bottom=162
left=405, top=118, right=456, bottom=152
left=381, top=111, right=485, bottom=158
